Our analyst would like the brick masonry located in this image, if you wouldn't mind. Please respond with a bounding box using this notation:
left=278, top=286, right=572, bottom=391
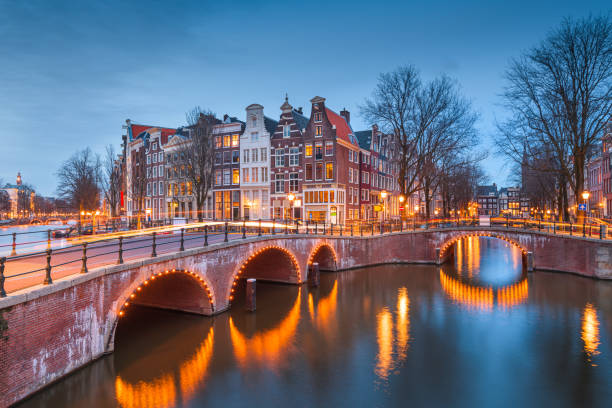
left=1, top=227, right=611, bottom=406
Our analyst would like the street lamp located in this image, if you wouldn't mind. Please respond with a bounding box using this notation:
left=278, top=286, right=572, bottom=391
left=580, top=191, right=590, bottom=222
left=287, top=193, right=295, bottom=221
left=380, top=190, right=388, bottom=221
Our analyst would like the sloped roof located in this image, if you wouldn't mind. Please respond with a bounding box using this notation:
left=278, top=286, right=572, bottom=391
left=354, top=130, right=372, bottom=150
left=129, top=124, right=176, bottom=145
left=477, top=185, right=498, bottom=197
left=325, top=108, right=359, bottom=147
left=264, top=116, right=279, bottom=136
left=292, top=109, right=309, bottom=131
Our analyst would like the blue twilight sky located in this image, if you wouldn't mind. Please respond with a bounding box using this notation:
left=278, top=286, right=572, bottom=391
left=0, top=0, right=610, bottom=196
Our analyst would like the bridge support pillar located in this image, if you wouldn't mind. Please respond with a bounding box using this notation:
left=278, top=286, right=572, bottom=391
left=309, top=262, right=320, bottom=287
left=436, top=248, right=442, bottom=265
left=246, top=278, right=256, bottom=312
left=527, top=251, right=534, bottom=272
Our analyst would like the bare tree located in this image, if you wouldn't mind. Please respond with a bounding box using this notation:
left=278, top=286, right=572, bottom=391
left=362, top=66, right=422, bottom=199
left=17, top=183, right=35, bottom=218
left=363, top=67, right=479, bottom=219
left=0, top=190, right=10, bottom=218
left=101, top=145, right=122, bottom=219
left=56, top=148, right=101, bottom=212
left=497, top=15, right=612, bottom=220
left=415, top=76, right=479, bottom=218
left=179, top=106, right=217, bottom=222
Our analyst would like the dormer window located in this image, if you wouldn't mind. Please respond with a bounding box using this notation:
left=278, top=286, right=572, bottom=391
left=283, top=125, right=291, bottom=138
left=314, top=112, right=322, bottom=122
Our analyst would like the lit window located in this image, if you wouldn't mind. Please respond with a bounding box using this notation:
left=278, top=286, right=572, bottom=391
left=232, top=168, right=240, bottom=184
left=252, top=167, right=258, bottom=183
left=326, top=163, right=333, bottom=179
left=305, top=144, right=313, bottom=157
left=215, top=136, right=222, bottom=148
left=232, top=134, right=239, bottom=147
left=315, top=126, right=322, bottom=136
left=223, top=135, right=231, bottom=147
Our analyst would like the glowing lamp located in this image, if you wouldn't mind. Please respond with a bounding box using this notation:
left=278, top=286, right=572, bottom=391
left=380, top=190, right=388, bottom=199
left=399, top=195, right=405, bottom=203
left=582, top=191, right=590, bottom=201
left=287, top=193, right=295, bottom=202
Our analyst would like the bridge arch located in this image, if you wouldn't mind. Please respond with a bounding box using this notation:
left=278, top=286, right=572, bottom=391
left=106, top=268, right=215, bottom=352
left=439, top=232, right=528, bottom=259
left=228, top=245, right=301, bottom=304
left=308, top=242, right=338, bottom=271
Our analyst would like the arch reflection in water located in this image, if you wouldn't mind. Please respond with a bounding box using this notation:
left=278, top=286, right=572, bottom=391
left=229, top=288, right=301, bottom=371
left=582, top=303, right=601, bottom=364
left=439, top=270, right=529, bottom=311
left=375, top=287, right=411, bottom=381
left=114, top=327, right=214, bottom=408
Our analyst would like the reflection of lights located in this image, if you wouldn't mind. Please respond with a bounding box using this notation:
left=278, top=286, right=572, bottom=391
left=309, top=281, right=338, bottom=331
left=115, top=328, right=214, bottom=408
left=582, top=303, right=600, bottom=361
left=440, top=270, right=493, bottom=311
left=375, top=288, right=411, bottom=382
left=375, top=308, right=393, bottom=380
left=440, top=270, right=529, bottom=311
left=497, top=279, right=529, bottom=309
left=396, top=287, right=410, bottom=361
left=229, top=289, right=301, bottom=371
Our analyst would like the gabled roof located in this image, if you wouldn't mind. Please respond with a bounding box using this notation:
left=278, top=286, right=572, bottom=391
left=292, top=109, right=309, bottom=131
left=477, top=185, right=498, bottom=197
left=264, top=116, right=279, bottom=136
left=325, top=108, right=359, bottom=147
left=128, top=123, right=176, bottom=144
left=354, top=130, right=372, bottom=150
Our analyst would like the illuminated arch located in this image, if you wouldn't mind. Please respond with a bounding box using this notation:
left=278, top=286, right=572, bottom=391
left=439, top=232, right=528, bottom=258
left=106, top=269, right=215, bottom=351
left=307, top=242, right=338, bottom=272
left=228, top=245, right=301, bottom=303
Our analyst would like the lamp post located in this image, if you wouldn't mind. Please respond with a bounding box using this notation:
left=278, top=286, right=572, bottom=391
left=287, top=193, right=295, bottom=221
left=380, top=190, right=388, bottom=221
left=399, top=194, right=405, bottom=221
left=580, top=190, right=590, bottom=223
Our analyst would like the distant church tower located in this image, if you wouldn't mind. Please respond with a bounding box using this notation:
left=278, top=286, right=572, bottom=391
left=16, top=172, right=22, bottom=186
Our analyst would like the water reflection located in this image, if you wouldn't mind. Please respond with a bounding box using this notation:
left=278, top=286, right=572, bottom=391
left=229, top=288, right=301, bottom=371
left=582, top=303, right=601, bottom=364
left=115, top=325, right=214, bottom=408
left=375, top=287, right=411, bottom=381
left=440, top=270, right=494, bottom=311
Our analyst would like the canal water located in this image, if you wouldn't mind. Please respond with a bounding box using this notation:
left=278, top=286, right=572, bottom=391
left=17, top=237, right=612, bottom=407
left=0, top=224, right=72, bottom=257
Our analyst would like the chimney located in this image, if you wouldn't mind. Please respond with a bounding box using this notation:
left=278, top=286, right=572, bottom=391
left=223, top=114, right=229, bottom=122
left=340, top=108, right=350, bottom=124
left=296, top=107, right=303, bottom=114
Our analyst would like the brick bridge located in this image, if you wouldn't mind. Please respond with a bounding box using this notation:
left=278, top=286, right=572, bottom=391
left=1, top=227, right=611, bottom=406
